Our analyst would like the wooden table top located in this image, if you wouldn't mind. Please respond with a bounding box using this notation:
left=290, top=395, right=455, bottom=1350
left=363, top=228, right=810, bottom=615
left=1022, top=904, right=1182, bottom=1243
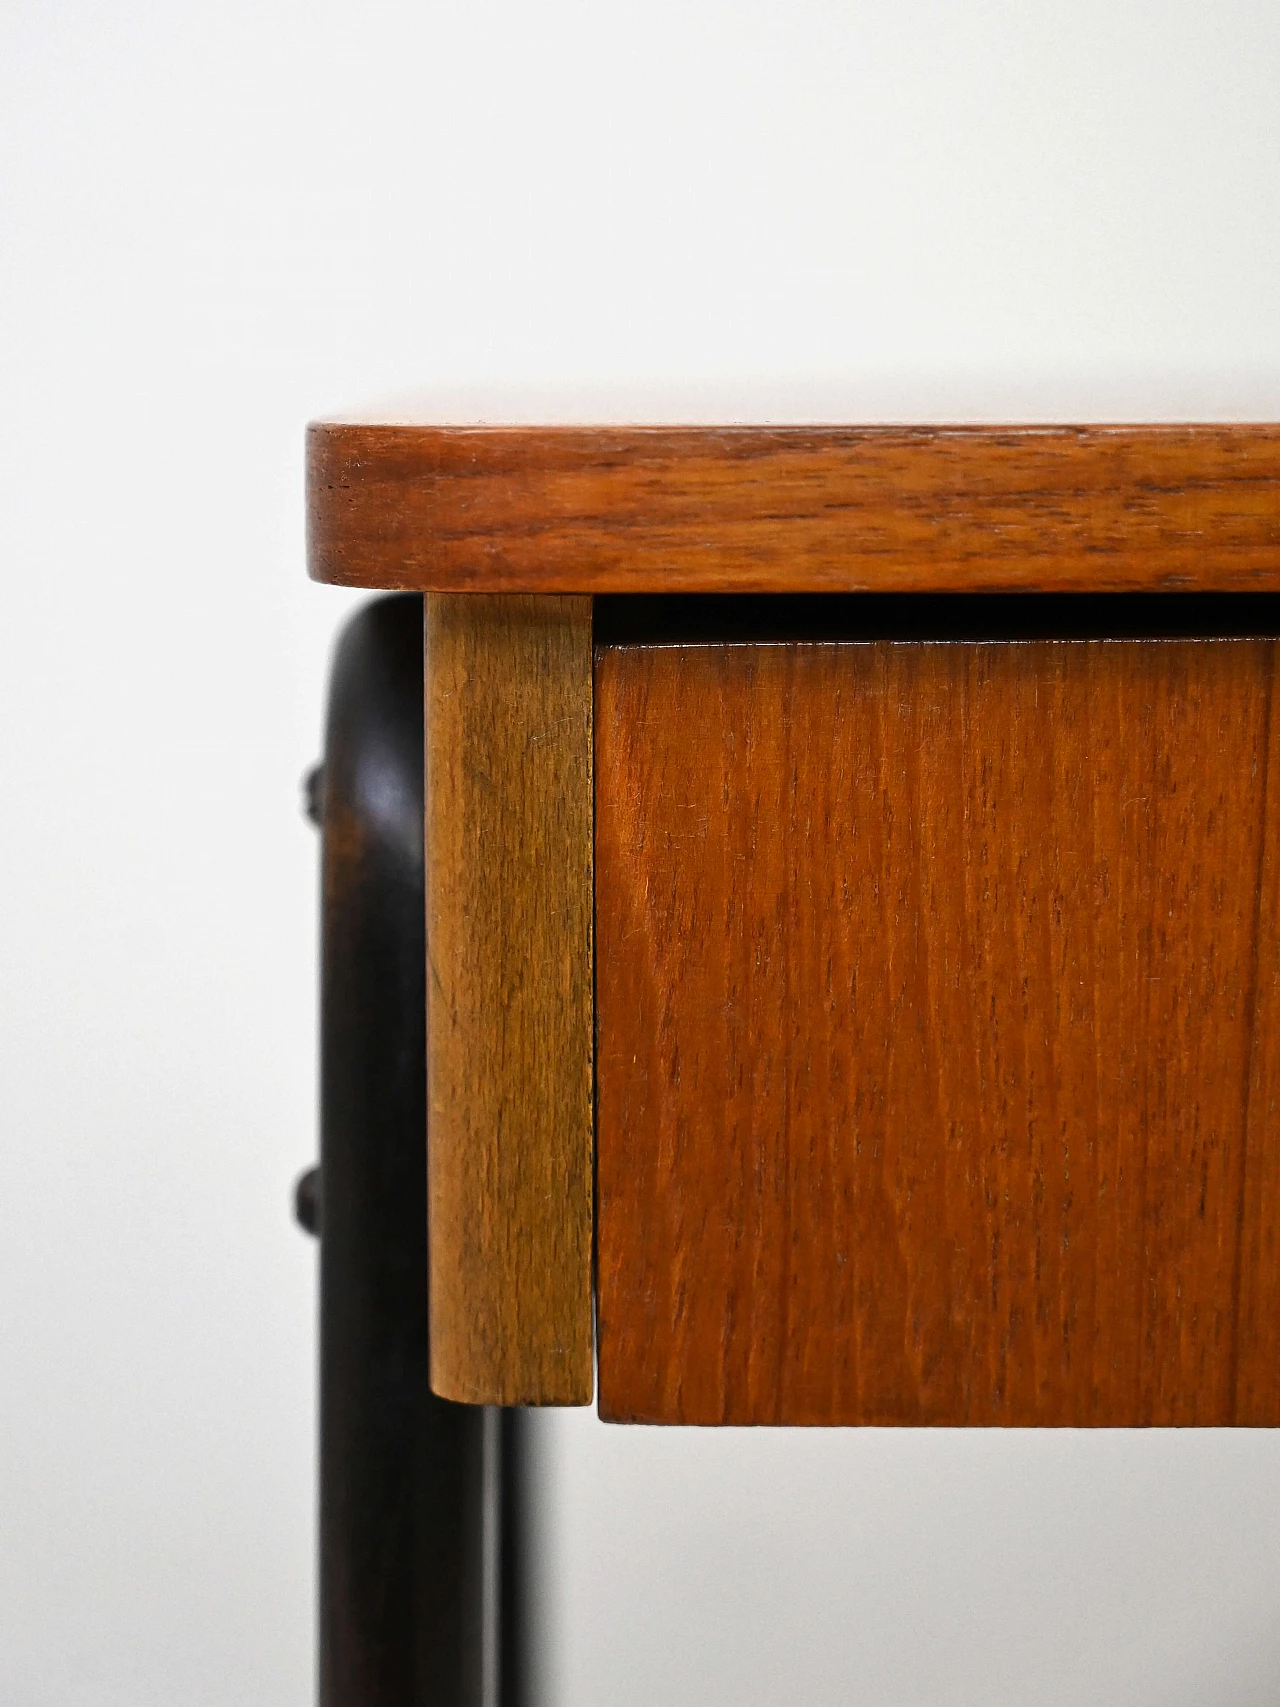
left=307, top=421, right=1280, bottom=595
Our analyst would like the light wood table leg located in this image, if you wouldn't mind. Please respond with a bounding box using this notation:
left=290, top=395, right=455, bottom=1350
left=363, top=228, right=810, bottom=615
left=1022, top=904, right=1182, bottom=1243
left=425, top=593, right=594, bottom=1405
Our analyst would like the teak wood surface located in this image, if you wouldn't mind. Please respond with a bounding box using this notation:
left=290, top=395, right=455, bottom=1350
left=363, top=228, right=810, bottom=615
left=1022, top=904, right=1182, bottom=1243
left=425, top=594, right=594, bottom=1405
left=594, top=637, right=1280, bottom=1426
left=308, top=423, right=1280, bottom=595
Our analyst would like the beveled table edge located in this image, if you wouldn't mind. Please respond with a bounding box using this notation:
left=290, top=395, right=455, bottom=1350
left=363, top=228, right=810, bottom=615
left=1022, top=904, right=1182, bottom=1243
left=307, top=421, right=1280, bottom=595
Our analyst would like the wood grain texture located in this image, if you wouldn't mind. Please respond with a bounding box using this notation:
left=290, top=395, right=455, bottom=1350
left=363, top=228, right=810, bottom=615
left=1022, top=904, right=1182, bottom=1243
left=594, top=637, right=1280, bottom=1425
left=308, top=424, right=1280, bottom=594
left=426, top=594, right=593, bottom=1405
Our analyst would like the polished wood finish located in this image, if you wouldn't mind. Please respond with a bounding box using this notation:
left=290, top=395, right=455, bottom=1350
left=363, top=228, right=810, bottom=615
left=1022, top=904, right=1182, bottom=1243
left=308, top=424, right=1280, bottom=595
left=426, top=595, right=593, bottom=1405
left=595, top=637, right=1280, bottom=1425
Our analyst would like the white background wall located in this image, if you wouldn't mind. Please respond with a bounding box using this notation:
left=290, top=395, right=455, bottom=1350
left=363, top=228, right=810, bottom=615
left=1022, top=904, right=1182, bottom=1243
left=3, top=3, right=1280, bottom=1703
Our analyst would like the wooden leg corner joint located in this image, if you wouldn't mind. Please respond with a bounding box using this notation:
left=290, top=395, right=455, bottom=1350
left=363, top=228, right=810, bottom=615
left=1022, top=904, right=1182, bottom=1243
left=425, top=593, right=594, bottom=1406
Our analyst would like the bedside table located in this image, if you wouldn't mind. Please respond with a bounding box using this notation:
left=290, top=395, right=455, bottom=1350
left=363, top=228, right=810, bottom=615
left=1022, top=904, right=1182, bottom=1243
left=303, top=419, right=1280, bottom=1701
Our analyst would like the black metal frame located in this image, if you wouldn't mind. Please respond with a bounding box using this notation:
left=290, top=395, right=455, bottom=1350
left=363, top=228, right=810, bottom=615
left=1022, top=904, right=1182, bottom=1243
left=298, top=593, right=528, bottom=1707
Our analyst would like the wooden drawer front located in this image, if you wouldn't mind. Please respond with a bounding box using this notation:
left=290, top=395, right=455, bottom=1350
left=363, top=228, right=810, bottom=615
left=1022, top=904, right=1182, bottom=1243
left=595, top=637, right=1280, bottom=1425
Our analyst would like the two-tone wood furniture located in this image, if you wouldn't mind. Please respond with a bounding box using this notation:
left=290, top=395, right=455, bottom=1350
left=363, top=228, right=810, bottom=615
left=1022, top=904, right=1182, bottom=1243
left=309, top=421, right=1280, bottom=1435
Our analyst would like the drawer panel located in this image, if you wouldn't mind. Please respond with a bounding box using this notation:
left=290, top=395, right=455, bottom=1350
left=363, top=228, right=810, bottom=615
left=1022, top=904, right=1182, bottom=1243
left=595, top=636, right=1280, bottom=1424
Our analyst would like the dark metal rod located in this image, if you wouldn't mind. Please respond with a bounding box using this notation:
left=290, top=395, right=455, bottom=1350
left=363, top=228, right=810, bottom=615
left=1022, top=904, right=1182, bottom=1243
left=305, top=592, right=528, bottom=1707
